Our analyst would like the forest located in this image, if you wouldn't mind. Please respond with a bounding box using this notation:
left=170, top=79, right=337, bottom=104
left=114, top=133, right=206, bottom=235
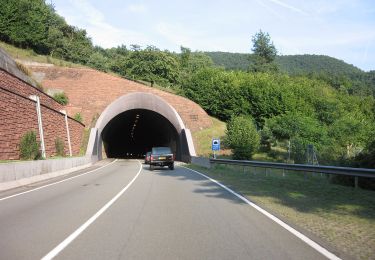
left=0, top=0, right=374, bottom=167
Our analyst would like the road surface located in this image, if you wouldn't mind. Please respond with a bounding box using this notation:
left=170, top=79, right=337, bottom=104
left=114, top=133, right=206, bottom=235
left=0, top=159, right=330, bottom=259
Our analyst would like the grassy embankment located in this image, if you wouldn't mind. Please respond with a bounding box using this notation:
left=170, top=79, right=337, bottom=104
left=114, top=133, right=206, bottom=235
left=0, top=41, right=81, bottom=68
left=192, top=117, right=288, bottom=162
left=187, top=163, right=375, bottom=260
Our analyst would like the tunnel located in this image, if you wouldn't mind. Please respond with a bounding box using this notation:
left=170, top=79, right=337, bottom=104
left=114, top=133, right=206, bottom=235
left=101, top=109, right=180, bottom=159
left=86, top=92, right=196, bottom=162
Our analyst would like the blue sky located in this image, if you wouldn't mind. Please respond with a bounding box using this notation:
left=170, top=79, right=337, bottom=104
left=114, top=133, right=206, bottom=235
left=51, top=0, right=375, bottom=71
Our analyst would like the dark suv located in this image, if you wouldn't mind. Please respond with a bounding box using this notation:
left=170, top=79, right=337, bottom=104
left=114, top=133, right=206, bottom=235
left=149, top=147, right=174, bottom=170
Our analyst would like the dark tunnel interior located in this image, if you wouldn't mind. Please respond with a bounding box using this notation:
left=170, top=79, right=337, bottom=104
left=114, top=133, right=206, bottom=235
left=101, top=109, right=180, bottom=159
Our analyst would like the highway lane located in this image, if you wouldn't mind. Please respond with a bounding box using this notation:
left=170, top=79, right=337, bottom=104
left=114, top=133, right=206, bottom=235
left=0, top=159, right=140, bottom=259
left=0, top=160, right=330, bottom=259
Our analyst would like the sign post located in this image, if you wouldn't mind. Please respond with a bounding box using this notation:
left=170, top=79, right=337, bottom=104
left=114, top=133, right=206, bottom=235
left=212, top=138, right=220, bottom=159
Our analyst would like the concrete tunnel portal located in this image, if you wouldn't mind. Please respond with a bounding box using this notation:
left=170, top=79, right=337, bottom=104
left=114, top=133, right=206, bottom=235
left=86, top=92, right=196, bottom=162
left=102, top=109, right=179, bottom=158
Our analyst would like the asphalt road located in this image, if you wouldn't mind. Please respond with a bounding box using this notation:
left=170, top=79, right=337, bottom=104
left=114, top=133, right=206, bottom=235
left=0, top=160, right=330, bottom=260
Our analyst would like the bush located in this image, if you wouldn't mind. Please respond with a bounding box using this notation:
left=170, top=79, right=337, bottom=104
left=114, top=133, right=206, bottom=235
left=225, top=116, right=260, bottom=160
left=53, top=92, right=69, bottom=105
left=19, top=131, right=40, bottom=160
left=74, top=112, right=83, bottom=122
left=55, top=137, right=65, bottom=156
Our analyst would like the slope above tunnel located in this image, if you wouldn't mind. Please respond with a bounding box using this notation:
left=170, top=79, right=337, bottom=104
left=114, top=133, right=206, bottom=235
left=28, top=66, right=213, bottom=132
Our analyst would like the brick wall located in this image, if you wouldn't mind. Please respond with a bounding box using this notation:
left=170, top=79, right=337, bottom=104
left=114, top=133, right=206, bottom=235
left=0, top=70, right=62, bottom=111
left=0, top=69, right=84, bottom=160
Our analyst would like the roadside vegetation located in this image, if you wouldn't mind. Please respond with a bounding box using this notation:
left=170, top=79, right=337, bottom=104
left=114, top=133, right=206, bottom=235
left=188, top=164, right=375, bottom=260
left=1, top=0, right=374, bottom=168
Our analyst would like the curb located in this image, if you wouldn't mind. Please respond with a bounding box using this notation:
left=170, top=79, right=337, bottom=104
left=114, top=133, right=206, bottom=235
left=0, top=163, right=93, bottom=192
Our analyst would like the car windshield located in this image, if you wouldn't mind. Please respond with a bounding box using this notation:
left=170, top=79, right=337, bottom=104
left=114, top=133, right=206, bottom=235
left=152, top=147, right=172, bottom=154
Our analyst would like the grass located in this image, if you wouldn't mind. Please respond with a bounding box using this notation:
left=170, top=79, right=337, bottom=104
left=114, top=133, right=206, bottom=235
left=191, top=117, right=291, bottom=162
left=0, top=41, right=82, bottom=68
left=192, top=117, right=231, bottom=157
left=187, top=164, right=375, bottom=260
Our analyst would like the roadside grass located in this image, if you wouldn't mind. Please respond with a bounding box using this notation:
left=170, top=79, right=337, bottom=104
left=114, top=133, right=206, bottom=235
left=191, top=117, right=290, bottom=162
left=0, top=41, right=82, bottom=68
left=192, top=117, right=231, bottom=157
left=187, top=164, right=375, bottom=260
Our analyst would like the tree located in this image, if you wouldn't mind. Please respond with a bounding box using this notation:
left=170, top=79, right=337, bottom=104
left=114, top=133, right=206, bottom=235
left=123, top=47, right=180, bottom=86
left=249, top=30, right=278, bottom=73
left=225, top=116, right=260, bottom=160
left=180, top=46, right=191, bottom=68
left=87, top=51, right=109, bottom=72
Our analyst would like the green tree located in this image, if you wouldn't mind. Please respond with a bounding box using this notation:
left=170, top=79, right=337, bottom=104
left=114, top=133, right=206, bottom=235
left=0, top=0, right=52, bottom=52
left=249, top=30, right=278, bottom=73
left=225, top=116, right=260, bottom=160
left=123, top=46, right=180, bottom=86
left=183, top=67, right=248, bottom=121
left=87, top=51, right=109, bottom=72
left=180, top=46, right=191, bottom=68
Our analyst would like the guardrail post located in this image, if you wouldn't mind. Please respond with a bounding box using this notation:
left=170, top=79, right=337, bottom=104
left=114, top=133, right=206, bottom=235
left=354, top=176, right=359, bottom=189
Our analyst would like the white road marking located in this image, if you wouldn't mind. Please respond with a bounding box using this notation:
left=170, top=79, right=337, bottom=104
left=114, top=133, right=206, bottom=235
left=183, top=166, right=341, bottom=260
left=41, top=160, right=142, bottom=260
left=0, top=160, right=118, bottom=202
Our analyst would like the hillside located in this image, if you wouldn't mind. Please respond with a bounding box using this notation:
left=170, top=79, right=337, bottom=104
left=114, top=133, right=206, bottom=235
left=205, top=51, right=363, bottom=72
left=205, top=52, right=375, bottom=96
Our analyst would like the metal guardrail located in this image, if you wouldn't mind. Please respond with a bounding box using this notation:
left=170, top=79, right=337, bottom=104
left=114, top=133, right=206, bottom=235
left=210, top=159, right=375, bottom=179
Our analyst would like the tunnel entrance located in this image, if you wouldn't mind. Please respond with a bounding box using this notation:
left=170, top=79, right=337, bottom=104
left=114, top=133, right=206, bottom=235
left=101, top=109, right=179, bottom=159
left=86, top=92, right=196, bottom=162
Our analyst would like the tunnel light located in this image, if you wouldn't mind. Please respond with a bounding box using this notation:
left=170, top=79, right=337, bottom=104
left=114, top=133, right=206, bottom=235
left=136, top=114, right=140, bottom=118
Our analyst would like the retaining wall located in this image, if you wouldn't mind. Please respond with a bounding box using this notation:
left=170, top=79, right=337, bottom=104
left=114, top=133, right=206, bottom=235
left=0, top=155, right=98, bottom=191
left=0, top=48, right=85, bottom=160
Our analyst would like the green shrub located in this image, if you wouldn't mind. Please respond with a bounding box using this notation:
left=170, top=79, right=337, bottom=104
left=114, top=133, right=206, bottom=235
left=53, top=92, right=69, bottom=105
left=74, top=112, right=83, bottom=122
left=55, top=137, right=65, bottom=156
left=19, top=131, right=40, bottom=160
left=225, top=116, right=260, bottom=160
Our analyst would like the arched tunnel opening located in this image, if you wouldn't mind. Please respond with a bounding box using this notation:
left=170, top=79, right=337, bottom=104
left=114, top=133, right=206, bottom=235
left=101, top=109, right=180, bottom=159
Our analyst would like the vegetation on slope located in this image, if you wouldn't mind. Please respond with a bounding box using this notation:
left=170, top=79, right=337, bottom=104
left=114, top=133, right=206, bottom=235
left=1, top=0, right=374, bottom=167
left=205, top=52, right=375, bottom=97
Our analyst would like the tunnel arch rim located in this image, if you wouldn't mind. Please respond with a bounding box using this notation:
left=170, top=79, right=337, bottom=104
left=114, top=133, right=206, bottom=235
left=95, top=92, right=186, bottom=133
left=87, top=92, right=196, bottom=161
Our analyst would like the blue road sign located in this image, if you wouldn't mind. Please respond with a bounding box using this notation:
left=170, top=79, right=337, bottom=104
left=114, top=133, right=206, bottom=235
left=212, top=139, right=220, bottom=151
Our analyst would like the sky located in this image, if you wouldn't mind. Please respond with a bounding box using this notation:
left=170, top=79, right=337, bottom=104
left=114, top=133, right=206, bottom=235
left=51, top=0, right=375, bottom=71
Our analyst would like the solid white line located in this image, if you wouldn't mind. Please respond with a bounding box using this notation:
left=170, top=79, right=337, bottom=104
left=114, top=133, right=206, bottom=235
left=182, top=166, right=341, bottom=260
left=0, top=160, right=118, bottom=202
left=41, top=160, right=142, bottom=260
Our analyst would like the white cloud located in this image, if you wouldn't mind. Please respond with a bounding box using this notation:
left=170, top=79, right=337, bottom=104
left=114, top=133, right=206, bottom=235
left=62, top=0, right=151, bottom=48
left=156, top=22, right=196, bottom=49
left=128, top=3, right=147, bottom=13
left=267, top=0, right=309, bottom=16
